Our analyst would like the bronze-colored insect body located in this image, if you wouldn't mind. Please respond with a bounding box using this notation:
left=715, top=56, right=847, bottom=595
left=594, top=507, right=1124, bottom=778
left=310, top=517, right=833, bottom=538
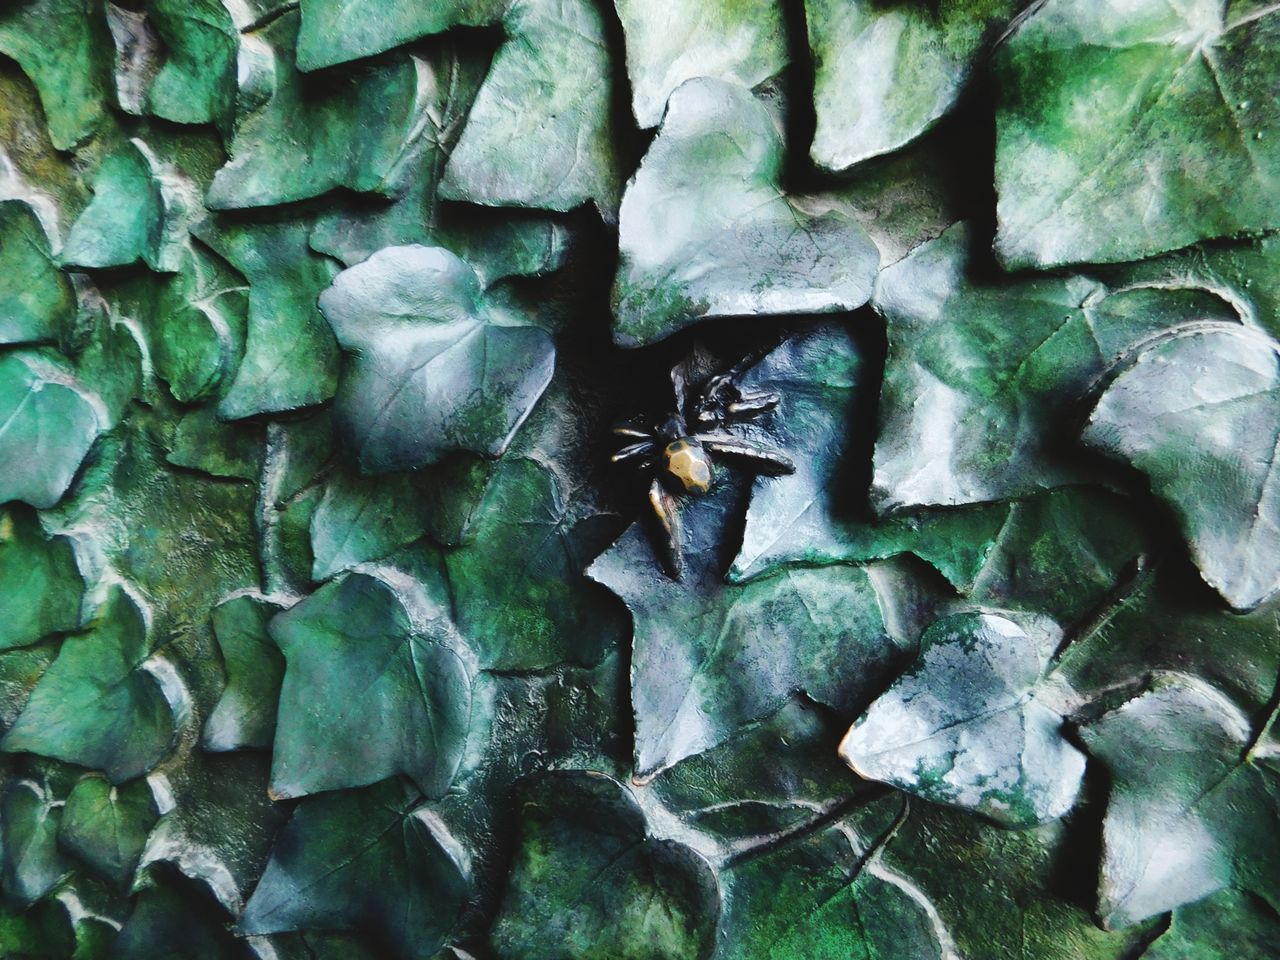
left=612, top=350, right=795, bottom=579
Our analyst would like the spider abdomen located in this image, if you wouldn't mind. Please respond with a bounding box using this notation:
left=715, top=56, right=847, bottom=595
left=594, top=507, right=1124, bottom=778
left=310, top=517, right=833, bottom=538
left=664, top=439, right=714, bottom=495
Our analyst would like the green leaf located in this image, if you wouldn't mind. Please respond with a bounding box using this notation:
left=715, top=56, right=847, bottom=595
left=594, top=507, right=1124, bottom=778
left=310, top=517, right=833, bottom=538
left=267, top=569, right=473, bottom=799
left=840, top=612, right=1085, bottom=827
left=203, top=593, right=287, bottom=753
left=58, top=775, right=163, bottom=888
left=318, top=244, right=555, bottom=474
left=166, top=407, right=264, bottom=482
left=1142, top=888, right=1280, bottom=960
left=0, top=350, right=106, bottom=510
left=142, top=0, right=239, bottom=129
left=1078, top=673, right=1280, bottom=928
left=309, top=468, right=435, bottom=582
left=871, top=223, right=1239, bottom=510
left=614, top=0, right=787, bottom=128
left=805, top=0, right=1024, bottom=171
left=729, top=322, right=1011, bottom=588
left=296, top=0, right=506, bottom=71
left=193, top=213, right=340, bottom=420
left=0, top=0, right=113, bottom=150
left=967, top=486, right=1149, bottom=626
left=718, top=813, right=951, bottom=960
left=1, top=583, right=188, bottom=783
left=239, top=777, right=473, bottom=960
left=611, top=78, right=879, bottom=348
left=0, top=506, right=84, bottom=652
left=443, top=454, right=626, bottom=671
left=1083, top=323, right=1280, bottom=611
left=60, top=138, right=190, bottom=273
left=207, top=9, right=444, bottom=210
left=0, top=780, right=72, bottom=911
left=994, top=0, right=1280, bottom=268
left=439, top=0, right=625, bottom=218
left=489, top=771, right=719, bottom=960
left=0, top=199, right=75, bottom=347
left=589, top=486, right=904, bottom=778
left=112, top=867, right=253, bottom=960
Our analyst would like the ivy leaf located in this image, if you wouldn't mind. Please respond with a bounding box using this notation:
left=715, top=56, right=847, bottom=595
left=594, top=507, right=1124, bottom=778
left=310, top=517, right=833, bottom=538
left=318, top=244, right=554, bottom=474
left=1078, top=673, right=1280, bottom=928
left=58, top=775, right=164, bottom=888
left=1, top=583, right=189, bottom=783
left=267, top=568, right=474, bottom=800
left=718, top=811, right=953, bottom=960
left=444, top=454, right=626, bottom=671
left=589, top=487, right=905, bottom=778
left=193, top=213, right=340, bottom=420
left=614, top=0, right=787, bottom=128
left=60, top=138, right=190, bottom=273
left=112, top=867, right=257, bottom=960
left=871, top=223, right=1240, bottom=510
left=995, top=0, right=1280, bottom=268
left=296, top=0, right=506, bottom=71
left=0, top=199, right=75, bottom=347
left=1083, top=323, right=1280, bottom=611
left=840, top=611, right=1085, bottom=827
left=239, top=777, right=473, bottom=960
left=140, top=0, right=238, bottom=129
left=729, top=322, right=1011, bottom=588
left=805, top=0, right=1024, bottom=171
left=0, top=350, right=106, bottom=510
left=1142, top=888, right=1280, bottom=960
left=611, top=78, right=879, bottom=348
left=207, top=9, right=443, bottom=210
left=488, top=771, right=719, bottom=960
left=0, top=506, right=84, bottom=652
left=0, top=0, right=113, bottom=150
left=203, top=593, right=287, bottom=753
left=167, top=407, right=264, bottom=482
left=309, top=468, right=437, bottom=582
left=440, top=0, right=625, bottom=218
left=0, top=780, right=72, bottom=910
left=967, top=487, right=1150, bottom=626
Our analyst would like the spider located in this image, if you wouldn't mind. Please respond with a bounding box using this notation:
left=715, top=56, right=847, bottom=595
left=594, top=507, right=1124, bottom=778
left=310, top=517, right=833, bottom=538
left=611, top=348, right=795, bottom=579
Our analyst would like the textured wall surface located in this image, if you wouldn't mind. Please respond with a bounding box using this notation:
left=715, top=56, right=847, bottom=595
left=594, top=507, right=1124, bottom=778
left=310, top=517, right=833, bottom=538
left=0, top=0, right=1278, bottom=957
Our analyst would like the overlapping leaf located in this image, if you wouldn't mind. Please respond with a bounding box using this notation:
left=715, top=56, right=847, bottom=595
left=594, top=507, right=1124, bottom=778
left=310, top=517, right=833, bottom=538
left=612, top=78, right=879, bottom=347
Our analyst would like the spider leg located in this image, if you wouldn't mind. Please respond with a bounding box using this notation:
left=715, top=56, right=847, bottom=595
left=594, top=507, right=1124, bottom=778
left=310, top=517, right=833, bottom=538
left=727, top=391, right=781, bottom=418
left=695, top=435, right=795, bottom=476
left=648, top=477, right=685, bottom=580
left=613, top=424, right=653, bottom=440
left=612, top=440, right=657, bottom=464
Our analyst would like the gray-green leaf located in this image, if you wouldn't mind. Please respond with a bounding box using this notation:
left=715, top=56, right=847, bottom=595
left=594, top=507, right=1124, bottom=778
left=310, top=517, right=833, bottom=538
left=611, top=78, right=879, bottom=347
left=319, top=245, right=555, bottom=474
left=840, top=611, right=1085, bottom=827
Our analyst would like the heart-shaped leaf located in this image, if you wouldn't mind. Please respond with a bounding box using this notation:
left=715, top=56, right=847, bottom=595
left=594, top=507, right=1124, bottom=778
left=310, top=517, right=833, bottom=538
left=489, top=771, right=719, bottom=960
left=872, top=223, right=1240, bottom=510
left=1078, top=673, right=1279, bottom=928
left=614, top=0, right=787, bottom=128
left=0, top=199, right=75, bottom=347
left=611, top=78, right=879, bottom=347
left=0, top=350, right=107, bottom=509
left=240, top=777, right=473, bottom=960
left=840, top=611, right=1086, bottom=827
left=0, top=780, right=72, bottom=910
left=319, top=244, right=555, bottom=474
left=0, top=506, right=84, bottom=652
left=267, top=568, right=473, bottom=799
left=58, top=775, right=164, bottom=888
left=60, top=138, right=190, bottom=273
left=203, top=593, right=288, bottom=753
left=1083, top=323, right=1280, bottom=611
left=805, top=0, right=1024, bottom=171
left=440, top=0, right=625, bottom=218
left=1, top=583, right=188, bottom=783
left=995, top=0, right=1280, bottom=268
left=590, top=487, right=904, bottom=778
